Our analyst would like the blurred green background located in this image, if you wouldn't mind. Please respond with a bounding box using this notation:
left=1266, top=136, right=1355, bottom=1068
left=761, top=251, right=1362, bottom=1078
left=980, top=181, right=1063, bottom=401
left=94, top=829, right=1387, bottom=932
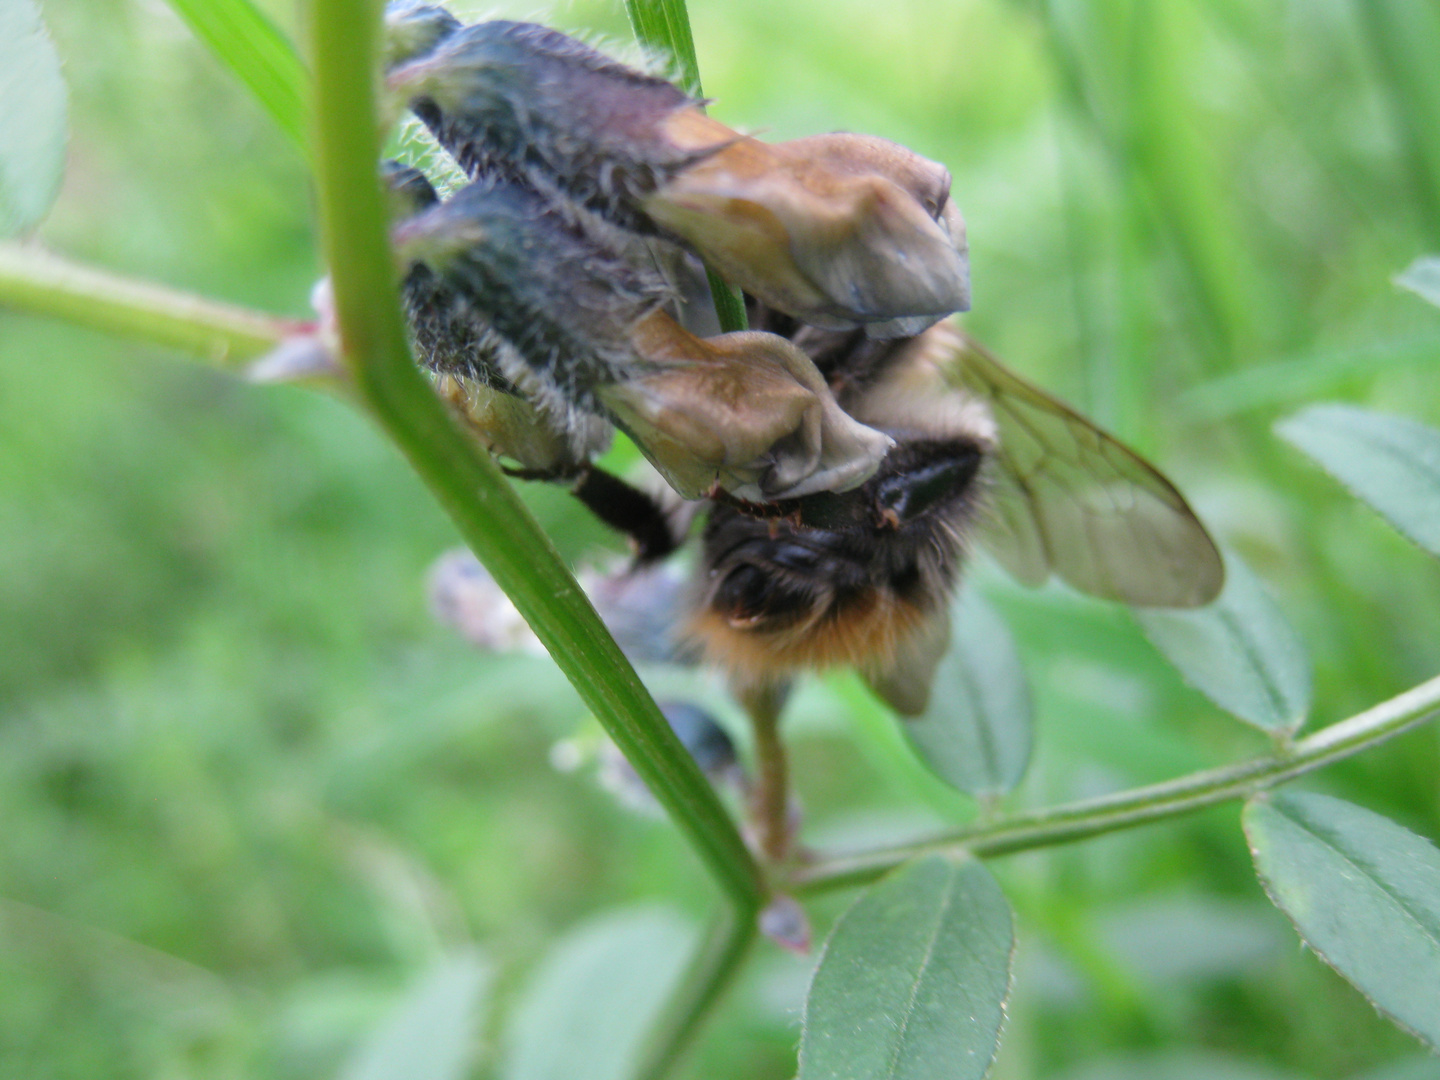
left=4, top=0, right=1440, bottom=1077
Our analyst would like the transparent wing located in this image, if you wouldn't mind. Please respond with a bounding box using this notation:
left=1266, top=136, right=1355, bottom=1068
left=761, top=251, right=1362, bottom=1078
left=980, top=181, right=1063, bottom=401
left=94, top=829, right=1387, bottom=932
left=935, top=326, right=1224, bottom=608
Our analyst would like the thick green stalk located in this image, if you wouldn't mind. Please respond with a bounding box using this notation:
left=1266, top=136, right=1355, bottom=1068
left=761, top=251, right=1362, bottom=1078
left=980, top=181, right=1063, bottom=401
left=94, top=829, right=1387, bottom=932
left=622, top=0, right=748, bottom=334
left=305, top=0, right=763, bottom=911
left=0, top=242, right=299, bottom=366
left=790, top=672, right=1440, bottom=894
left=635, top=906, right=757, bottom=1080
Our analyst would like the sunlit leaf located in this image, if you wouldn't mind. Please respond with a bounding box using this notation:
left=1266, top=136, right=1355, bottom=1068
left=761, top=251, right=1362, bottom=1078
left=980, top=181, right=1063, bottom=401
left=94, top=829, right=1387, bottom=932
left=1137, top=552, right=1311, bottom=734
left=800, top=855, right=1013, bottom=1080
left=501, top=906, right=697, bottom=1080
left=340, top=951, right=492, bottom=1080
left=903, top=586, right=1032, bottom=797
left=1245, top=792, right=1440, bottom=1051
left=1396, top=256, right=1440, bottom=309
left=163, top=0, right=308, bottom=151
left=0, top=0, right=67, bottom=237
left=1277, top=404, right=1440, bottom=558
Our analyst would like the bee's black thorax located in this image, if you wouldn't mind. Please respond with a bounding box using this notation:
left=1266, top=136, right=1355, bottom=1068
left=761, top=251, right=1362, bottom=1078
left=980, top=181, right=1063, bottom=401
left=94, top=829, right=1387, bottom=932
left=699, top=432, right=986, bottom=634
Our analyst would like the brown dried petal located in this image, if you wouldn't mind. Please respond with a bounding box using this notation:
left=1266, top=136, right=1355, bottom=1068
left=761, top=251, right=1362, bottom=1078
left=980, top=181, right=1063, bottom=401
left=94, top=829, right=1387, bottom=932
left=598, top=311, right=892, bottom=501
left=645, top=125, right=970, bottom=336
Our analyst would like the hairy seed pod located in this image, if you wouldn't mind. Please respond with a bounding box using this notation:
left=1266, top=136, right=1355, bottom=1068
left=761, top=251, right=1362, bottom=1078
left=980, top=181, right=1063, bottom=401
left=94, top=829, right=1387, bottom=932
left=386, top=18, right=730, bottom=234
left=383, top=11, right=968, bottom=335
left=382, top=1, right=462, bottom=69
left=392, top=177, right=892, bottom=501
left=384, top=162, right=606, bottom=470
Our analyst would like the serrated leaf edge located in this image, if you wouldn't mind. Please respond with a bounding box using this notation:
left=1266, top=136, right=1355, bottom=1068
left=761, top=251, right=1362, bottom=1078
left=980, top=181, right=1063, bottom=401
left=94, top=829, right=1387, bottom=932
left=1242, top=794, right=1440, bottom=1053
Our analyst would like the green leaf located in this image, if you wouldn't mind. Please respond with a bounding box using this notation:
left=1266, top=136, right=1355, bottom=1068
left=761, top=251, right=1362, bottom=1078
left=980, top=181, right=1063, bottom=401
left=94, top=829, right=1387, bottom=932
left=1244, top=791, right=1440, bottom=1051
left=1278, top=404, right=1440, bottom=558
left=1137, top=552, right=1312, bottom=734
left=903, top=587, right=1032, bottom=798
left=501, top=906, right=697, bottom=1080
left=1396, top=256, right=1440, bottom=309
left=800, top=855, right=1013, bottom=1080
left=340, top=951, right=493, bottom=1080
left=163, top=0, right=308, bottom=151
left=0, top=0, right=67, bottom=238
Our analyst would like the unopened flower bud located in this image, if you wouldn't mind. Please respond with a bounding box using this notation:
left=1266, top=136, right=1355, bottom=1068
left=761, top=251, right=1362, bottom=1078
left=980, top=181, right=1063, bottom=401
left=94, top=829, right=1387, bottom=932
left=386, top=19, right=730, bottom=234
left=394, top=178, right=892, bottom=502
left=645, top=129, right=970, bottom=338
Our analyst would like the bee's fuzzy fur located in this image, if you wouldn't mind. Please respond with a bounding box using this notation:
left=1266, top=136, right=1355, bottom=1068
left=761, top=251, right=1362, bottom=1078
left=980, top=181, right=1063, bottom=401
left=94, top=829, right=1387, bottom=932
left=683, top=325, right=997, bottom=693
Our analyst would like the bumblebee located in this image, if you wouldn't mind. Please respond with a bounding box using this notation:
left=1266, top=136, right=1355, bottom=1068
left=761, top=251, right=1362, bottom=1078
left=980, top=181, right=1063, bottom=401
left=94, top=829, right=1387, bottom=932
left=681, top=318, right=1224, bottom=716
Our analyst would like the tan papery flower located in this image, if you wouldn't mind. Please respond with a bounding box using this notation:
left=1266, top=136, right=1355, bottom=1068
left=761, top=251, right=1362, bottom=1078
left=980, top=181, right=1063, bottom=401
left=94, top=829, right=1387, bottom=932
left=600, top=309, right=894, bottom=502
left=646, top=117, right=970, bottom=338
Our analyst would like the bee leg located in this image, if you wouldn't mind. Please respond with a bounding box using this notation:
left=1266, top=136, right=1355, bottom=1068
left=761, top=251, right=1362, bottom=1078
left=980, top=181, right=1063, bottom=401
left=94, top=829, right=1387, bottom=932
left=569, top=465, right=684, bottom=563
left=734, top=678, right=798, bottom=863
left=498, top=464, right=583, bottom=482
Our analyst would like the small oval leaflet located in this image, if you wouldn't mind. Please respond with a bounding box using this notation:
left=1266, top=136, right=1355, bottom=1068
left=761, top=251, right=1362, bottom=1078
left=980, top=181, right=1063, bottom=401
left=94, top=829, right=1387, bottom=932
left=800, top=855, right=1014, bottom=1080
left=501, top=905, right=697, bottom=1080
left=0, top=0, right=68, bottom=237
left=340, top=950, right=493, bottom=1080
left=1277, top=403, right=1440, bottom=560
left=1244, top=791, right=1440, bottom=1051
left=904, top=585, right=1033, bottom=797
left=1137, top=551, right=1311, bottom=734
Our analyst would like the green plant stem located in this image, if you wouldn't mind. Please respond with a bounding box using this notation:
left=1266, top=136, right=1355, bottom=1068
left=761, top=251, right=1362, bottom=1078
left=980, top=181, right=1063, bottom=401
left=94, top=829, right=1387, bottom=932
left=0, top=242, right=300, bottom=366
left=790, top=671, right=1440, bottom=894
left=622, top=0, right=748, bottom=334
left=635, top=904, right=758, bottom=1080
left=305, top=0, right=764, bottom=912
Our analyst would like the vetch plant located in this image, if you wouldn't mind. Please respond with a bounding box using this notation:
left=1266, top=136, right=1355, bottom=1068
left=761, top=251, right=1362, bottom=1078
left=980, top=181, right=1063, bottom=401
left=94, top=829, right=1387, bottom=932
left=4, top=1, right=1440, bottom=1078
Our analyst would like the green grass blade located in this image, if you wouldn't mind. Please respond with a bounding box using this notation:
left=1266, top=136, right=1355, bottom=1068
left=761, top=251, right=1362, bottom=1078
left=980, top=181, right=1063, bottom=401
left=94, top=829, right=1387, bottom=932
left=164, top=0, right=309, bottom=152
left=623, top=0, right=704, bottom=96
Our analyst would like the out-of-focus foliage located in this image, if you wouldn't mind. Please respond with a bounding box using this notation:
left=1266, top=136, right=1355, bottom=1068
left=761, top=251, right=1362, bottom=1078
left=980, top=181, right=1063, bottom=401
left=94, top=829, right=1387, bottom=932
left=0, top=0, right=67, bottom=236
left=3, top=1, right=1440, bottom=1078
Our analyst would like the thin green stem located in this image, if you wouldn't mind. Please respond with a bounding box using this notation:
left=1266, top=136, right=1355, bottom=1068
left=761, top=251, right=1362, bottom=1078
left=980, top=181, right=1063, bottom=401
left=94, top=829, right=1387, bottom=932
left=0, top=242, right=301, bottom=367
left=790, top=672, right=1440, bottom=894
left=622, top=0, right=748, bottom=334
left=635, top=905, right=758, bottom=1080
left=305, top=0, right=763, bottom=911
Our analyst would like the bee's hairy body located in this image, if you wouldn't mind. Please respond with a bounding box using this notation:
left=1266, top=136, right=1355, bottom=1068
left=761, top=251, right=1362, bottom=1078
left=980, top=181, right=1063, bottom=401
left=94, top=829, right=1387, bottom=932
left=686, top=326, right=996, bottom=694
